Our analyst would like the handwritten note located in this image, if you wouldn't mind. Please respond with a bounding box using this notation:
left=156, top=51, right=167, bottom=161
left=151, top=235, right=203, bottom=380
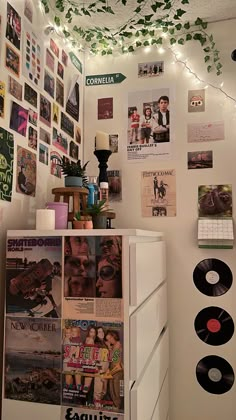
left=188, top=121, right=225, bottom=143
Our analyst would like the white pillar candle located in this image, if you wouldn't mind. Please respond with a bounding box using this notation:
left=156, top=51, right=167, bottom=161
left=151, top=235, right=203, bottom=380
left=36, top=209, right=55, bottom=230
left=95, top=131, right=109, bottom=150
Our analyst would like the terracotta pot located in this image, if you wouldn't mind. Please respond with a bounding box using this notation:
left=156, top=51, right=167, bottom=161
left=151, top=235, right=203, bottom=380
left=72, top=220, right=85, bottom=229
left=84, top=220, right=93, bottom=229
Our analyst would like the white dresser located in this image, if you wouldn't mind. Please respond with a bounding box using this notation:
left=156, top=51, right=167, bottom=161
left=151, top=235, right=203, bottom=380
left=2, top=229, right=168, bottom=420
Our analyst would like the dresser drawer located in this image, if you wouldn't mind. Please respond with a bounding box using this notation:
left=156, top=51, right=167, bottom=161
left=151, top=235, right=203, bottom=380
left=130, top=282, right=167, bottom=380
left=130, top=329, right=169, bottom=420
left=152, top=372, right=169, bottom=420
left=129, top=240, right=166, bottom=306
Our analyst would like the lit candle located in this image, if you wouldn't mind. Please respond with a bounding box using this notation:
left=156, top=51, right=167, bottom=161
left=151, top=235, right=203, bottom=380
left=95, top=131, right=109, bottom=150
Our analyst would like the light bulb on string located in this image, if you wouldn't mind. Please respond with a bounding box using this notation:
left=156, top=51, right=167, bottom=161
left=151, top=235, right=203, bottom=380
left=158, top=47, right=165, bottom=54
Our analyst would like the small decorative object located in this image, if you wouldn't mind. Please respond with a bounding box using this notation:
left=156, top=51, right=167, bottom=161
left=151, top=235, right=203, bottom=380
left=73, top=211, right=93, bottom=229
left=59, top=156, right=89, bottom=187
left=46, top=202, right=68, bottom=229
left=94, top=131, right=112, bottom=184
left=84, top=199, right=111, bottom=229
left=36, top=209, right=55, bottom=230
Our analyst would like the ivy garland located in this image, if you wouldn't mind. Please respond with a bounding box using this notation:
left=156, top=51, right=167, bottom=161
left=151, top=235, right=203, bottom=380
left=41, top=0, right=223, bottom=75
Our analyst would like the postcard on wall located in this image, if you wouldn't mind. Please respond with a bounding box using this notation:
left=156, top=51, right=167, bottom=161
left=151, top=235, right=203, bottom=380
left=188, top=89, right=205, bottom=112
left=28, top=126, right=37, bottom=150
left=98, top=97, right=113, bottom=119
left=0, top=81, right=5, bottom=118
left=69, top=141, right=78, bottom=160
left=0, top=127, right=14, bottom=202
left=39, top=143, right=49, bottom=165
left=24, top=0, right=33, bottom=23
left=6, top=235, right=62, bottom=317
left=24, top=82, right=37, bottom=107
left=10, top=102, right=28, bottom=137
left=127, top=88, right=172, bottom=161
left=61, top=319, right=124, bottom=413
left=63, top=235, right=123, bottom=320
left=46, top=48, right=55, bottom=72
left=61, top=111, right=74, bottom=138
left=22, top=28, right=43, bottom=88
left=61, top=407, right=124, bottom=420
left=138, top=60, right=164, bottom=78
left=40, top=94, right=51, bottom=127
left=75, top=125, right=81, bottom=144
left=56, top=78, right=64, bottom=107
left=66, top=75, right=80, bottom=121
left=40, top=126, right=51, bottom=144
left=62, top=49, right=68, bottom=66
left=50, top=38, right=59, bottom=57
left=188, top=121, right=225, bottom=143
left=6, top=2, right=21, bottom=50
left=16, top=146, right=36, bottom=196
left=50, top=150, right=62, bottom=178
left=109, top=134, right=118, bottom=153
left=53, top=102, right=59, bottom=124
left=57, top=61, right=64, bottom=79
left=5, top=317, right=61, bottom=405
left=107, top=170, right=122, bottom=202
left=141, top=169, right=176, bottom=217
left=44, top=69, right=55, bottom=98
left=198, top=184, right=232, bottom=217
left=8, top=76, right=22, bottom=100
left=188, top=150, right=213, bottom=170
left=53, top=127, right=68, bottom=154
left=5, top=43, right=20, bottom=77
left=28, top=108, right=37, bottom=126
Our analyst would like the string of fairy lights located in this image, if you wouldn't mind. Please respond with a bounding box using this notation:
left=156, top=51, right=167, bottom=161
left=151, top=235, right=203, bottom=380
left=38, top=1, right=236, bottom=107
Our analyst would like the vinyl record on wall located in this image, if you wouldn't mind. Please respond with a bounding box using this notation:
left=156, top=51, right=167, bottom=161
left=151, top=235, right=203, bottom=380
left=196, top=355, right=234, bottom=394
left=194, top=306, right=234, bottom=346
left=193, top=258, right=232, bottom=296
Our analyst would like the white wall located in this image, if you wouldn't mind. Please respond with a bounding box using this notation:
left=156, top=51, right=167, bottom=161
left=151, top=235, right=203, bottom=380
left=84, top=20, right=236, bottom=420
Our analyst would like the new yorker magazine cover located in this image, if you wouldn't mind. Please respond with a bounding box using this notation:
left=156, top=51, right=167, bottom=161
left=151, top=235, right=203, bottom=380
left=6, top=236, right=62, bottom=318
left=62, top=319, right=124, bottom=414
left=5, top=316, right=61, bottom=405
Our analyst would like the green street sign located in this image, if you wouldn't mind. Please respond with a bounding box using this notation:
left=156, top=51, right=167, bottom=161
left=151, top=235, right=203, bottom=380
left=86, top=73, right=126, bottom=86
left=69, top=52, right=83, bottom=74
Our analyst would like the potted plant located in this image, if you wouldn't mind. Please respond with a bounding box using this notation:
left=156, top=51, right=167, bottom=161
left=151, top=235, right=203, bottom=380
left=84, top=199, right=111, bottom=229
left=72, top=211, right=93, bottom=229
left=59, top=157, right=89, bottom=187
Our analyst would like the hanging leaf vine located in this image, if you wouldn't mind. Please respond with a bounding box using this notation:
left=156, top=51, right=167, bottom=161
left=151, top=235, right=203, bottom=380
left=40, top=0, right=223, bottom=75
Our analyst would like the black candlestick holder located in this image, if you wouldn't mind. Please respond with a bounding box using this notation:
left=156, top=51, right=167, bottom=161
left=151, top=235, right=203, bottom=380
left=94, top=149, right=112, bottom=183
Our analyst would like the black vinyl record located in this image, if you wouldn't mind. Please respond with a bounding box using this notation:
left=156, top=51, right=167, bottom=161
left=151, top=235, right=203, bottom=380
left=194, top=306, right=234, bottom=346
left=196, top=355, right=234, bottom=394
left=193, top=258, right=232, bottom=296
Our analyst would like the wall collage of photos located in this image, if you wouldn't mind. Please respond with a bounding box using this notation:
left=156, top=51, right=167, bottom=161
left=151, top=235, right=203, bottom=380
left=5, top=234, right=124, bottom=419
left=0, top=0, right=82, bottom=202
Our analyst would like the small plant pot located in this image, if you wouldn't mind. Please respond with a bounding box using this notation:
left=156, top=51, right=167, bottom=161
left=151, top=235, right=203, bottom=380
left=65, top=176, right=82, bottom=187
left=72, top=220, right=85, bottom=229
left=85, top=220, right=93, bottom=229
left=92, top=214, right=107, bottom=229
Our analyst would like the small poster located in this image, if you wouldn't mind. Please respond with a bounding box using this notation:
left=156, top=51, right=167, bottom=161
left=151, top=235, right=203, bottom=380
left=46, top=48, right=55, bottom=72
left=50, top=38, right=59, bottom=57
left=188, top=89, right=205, bottom=112
left=141, top=169, right=176, bottom=217
left=187, top=121, right=225, bottom=143
left=44, top=70, right=55, bottom=98
left=24, top=0, right=33, bottom=23
left=69, top=141, right=78, bottom=160
left=188, top=150, right=213, bottom=170
left=28, top=126, right=37, bottom=150
left=198, top=184, right=232, bottom=217
left=6, top=235, right=62, bottom=317
left=109, top=134, right=118, bottom=153
left=10, top=102, right=28, bottom=137
left=66, top=75, right=80, bottom=121
left=5, top=43, right=20, bottom=77
left=52, top=127, right=68, bottom=154
left=28, top=108, right=38, bottom=126
left=98, top=97, right=113, bottom=120
left=40, top=94, right=51, bottom=127
left=61, top=112, right=74, bottom=138
left=6, top=2, right=21, bottom=50
left=75, top=125, right=81, bottom=144
left=8, top=76, right=22, bottom=100
left=56, top=78, right=64, bottom=107
left=62, top=49, right=68, bottom=66
left=61, top=319, right=124, bottom=413
left=24, top=82, right=37, bottom=108
left=107, top=170, right=122, bottom=202
left=5, top=317, right=61, bottom=404
left=0, top=127, right=14, bottom=202
left=0, top=80, right=5, bottom=118
left=22, top=28, right=43, bottom=88
left=138, top=60, right=164, bottom=77
left=53, top=102, right=59, bottom=124
left=57, top=62, right=64, bottom=79
left=39, top=143, right=48, bottom=165
left=16, top=146, right=36, bottom=196
left=39, top=127, right=51, bottom=144
left=50, top=150, right=62, bottom=178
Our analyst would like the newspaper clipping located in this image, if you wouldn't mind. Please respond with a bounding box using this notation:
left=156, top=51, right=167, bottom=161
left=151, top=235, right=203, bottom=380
left=141, top=169, right=176, bottom=217
left=63, top=236, right=123, bottom=321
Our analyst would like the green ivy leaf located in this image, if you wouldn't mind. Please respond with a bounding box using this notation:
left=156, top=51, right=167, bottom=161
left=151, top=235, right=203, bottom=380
left=214, top=56, right=220, bottom=62
left=107, top=48, right=113, bottom=54
left=178, top=38, right=185, bottom=45
left=128, top=45, right=135, bottom=52
left=163, top=2, right=172, bottom=10
left=216, top=62, right=223, bottom=70
left=207, top=65, right=212, bottom=73
left=156, top=37, right=163, bottom=44
left=136, top=40, right=142, bottom=47
left=201, top=22, right=208, bottom=29
left=151, top=2, right=164, bottom=12
left=186, top=33, right=192, bottom=41
left=170, top=38, right=176, bottom=45
left=209, top=34, right=213, bottom=42
left=181, top=0, right=189, bottom=3
left=54, top=16, right=60, bottom=26
left=175, top=23, right=182, bottom=30
left=143, top=40, right=150, bottom=46
left=169, top=28, right=175, bottom=35
left=162, top=26, right=168, bottom=32
left=184, top=22, right=190, bottom=29
left=91, top=42, right=97, bottom=48
left=145, top=14, right=154, bottom=21
left=176, top=8, right=186, bottom=17
left=137, top=19, right=145, bottom=25
left=134, top=6, right=141, bottom=13
left=121, top=0, right=127, bottom=4
left=81, top=8, right=91, bottom=16
left=204, top=47, right=210, bottom=52
left=149, top=30, right=155, bottom=36
left=195, top=17, right=203, bottom=26
left=204, top=55, right=210, bottom=62
left=101, top=50, right=106, bottom=55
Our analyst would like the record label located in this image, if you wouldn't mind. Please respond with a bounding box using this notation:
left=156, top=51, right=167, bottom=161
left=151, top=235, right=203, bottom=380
left=194, top=306, right=234, bottom=346
left=193, top=258, right=232, bottom=296
left=196, top=355, right=234, bottom=394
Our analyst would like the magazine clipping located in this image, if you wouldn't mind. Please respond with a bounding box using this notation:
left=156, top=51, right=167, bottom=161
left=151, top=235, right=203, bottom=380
left=141, top=169, right=176, bottom=217
left=62, top=319, right=124, bottom=414
left=63, top=235, right=123, bottom=321
left=127, top=88, right=172, bottom=161
left=6, top=236, right=62, bottom=318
